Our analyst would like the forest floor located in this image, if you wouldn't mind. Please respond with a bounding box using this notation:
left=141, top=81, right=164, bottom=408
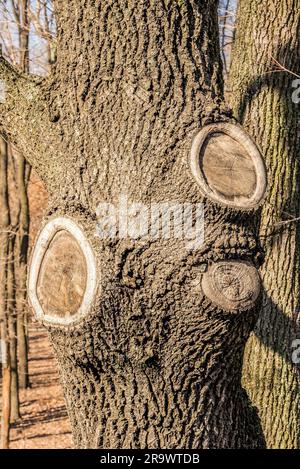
left=9, top=324, right=73, bottom=449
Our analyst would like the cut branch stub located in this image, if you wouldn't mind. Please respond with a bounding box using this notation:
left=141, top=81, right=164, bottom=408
left=201, top=260, right=261, bottom=312
left=37, top=231, right=87, bottom=318
left=190, top=123, right=267, bottom=209
left=28, top=217, right=97, bottom=327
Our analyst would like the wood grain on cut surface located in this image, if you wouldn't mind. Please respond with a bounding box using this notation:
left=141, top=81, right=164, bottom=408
left=37, top=230, right=87, bottom=319
left=200, top=132, right=257, bottom=201
left=202, top=261, right=261, bottom=311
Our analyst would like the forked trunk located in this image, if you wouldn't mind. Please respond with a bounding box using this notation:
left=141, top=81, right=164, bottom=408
left=1, top=0, right=269, bottom=448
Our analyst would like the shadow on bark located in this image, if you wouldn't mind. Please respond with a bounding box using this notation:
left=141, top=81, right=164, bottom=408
left=256, top=288, right=300, bottom=370
left=233, top=37, right=300, bottom=371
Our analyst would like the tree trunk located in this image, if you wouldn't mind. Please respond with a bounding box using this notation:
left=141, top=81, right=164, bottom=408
left=0, top=139, right=20, bottom=421
left=229, top=0, right=300, bottom=449
left=0, top=135, right=12, bottom=449
left=1, top=0, right=269, bottom=448
left=7, top=233, right=20, bottom=422
left=16, top=0, right=31, bottom=390
left=16, top=149, right=30, bottom=390
left=1, top=362, right=12, bottom=449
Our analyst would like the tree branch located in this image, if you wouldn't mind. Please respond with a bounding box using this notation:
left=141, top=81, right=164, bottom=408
left=0, top=52, right=60, bottom=189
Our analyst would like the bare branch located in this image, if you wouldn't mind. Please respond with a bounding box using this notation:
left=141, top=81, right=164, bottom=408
left=270, top=55, right=300, bottom=79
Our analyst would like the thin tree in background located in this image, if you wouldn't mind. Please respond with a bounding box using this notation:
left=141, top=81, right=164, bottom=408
left=29, top=0, right=56, bottom=67
left=13, top=0, right=31, bottom=391
left=229, top=0, right=300, bottom=448
left=218, top=0, right=236, bottom=77
left=6, top=154, right=20, bottom=420
left=0, top=135, right=12, bottom=448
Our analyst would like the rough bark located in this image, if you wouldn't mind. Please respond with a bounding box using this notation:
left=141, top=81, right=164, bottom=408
left=229, top=0, right=300, bottom=448
left=0, top=54, right=62, bottom=190
left=2, top=0, right=268, bottom=448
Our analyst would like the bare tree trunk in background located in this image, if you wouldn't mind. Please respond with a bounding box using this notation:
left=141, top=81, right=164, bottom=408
left=229, top=0, right=300, bottom=448
left=14, top=0, right=31, bottom=390
left=1, top=357, right=11, bottom=449
left=0, top=138, right=20, bottom=420
left=43, top=1, right=56, bottom=65
left=219, top=0, right=231, bottom=75
left=16, top=148, right=31, bottom=390
left=7, top=229, right=20, bottom=421
left=218, top=0, right=236, bottom=78
left=0, top=136, right=12, bottom=448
